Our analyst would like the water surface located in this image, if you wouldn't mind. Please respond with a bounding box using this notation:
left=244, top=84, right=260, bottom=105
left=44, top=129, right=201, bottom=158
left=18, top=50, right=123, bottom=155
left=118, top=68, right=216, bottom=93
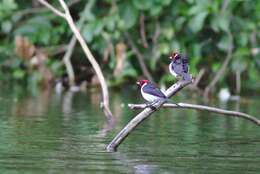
left=0, top=86, right=259, bottom=173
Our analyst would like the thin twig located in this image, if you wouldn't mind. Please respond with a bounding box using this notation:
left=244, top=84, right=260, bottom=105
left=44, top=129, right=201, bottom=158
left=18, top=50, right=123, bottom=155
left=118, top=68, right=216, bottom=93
left=62, top=0, right=95, bottom=87
left=16, top=0, right=80, bottom=18
left=106, top=79, right=192, bottom=152
left=63, top=36, right=77, bottom=86
left=128, top=103, right=260, bottom=126
left=235, top=71, right=241, bottom=94
left=59, top=0, right=112, bottom=117
left=152, top=21, right=160, bottom=45
left=204, top=31, right=233, bottom=98
left=140, top=13, right=148, bottom=48
left=37, top=0, right=65, bottom=18
left=151, top=21, right=161, bottom=63
left=193, top=68, right=205, bottom=87
left=125, top=32, right=154, bottom=82
left=188, top=68, right=205, bottom=93
left=38, top=0, right=113, bottom=118
left=221, top=0, right=229, bottom=14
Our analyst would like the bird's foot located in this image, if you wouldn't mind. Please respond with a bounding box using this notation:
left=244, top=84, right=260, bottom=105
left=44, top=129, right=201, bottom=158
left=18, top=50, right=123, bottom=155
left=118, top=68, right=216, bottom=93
left=149, top=105, right=157, bottom=111
left=145, top=101, right=158, bottom=110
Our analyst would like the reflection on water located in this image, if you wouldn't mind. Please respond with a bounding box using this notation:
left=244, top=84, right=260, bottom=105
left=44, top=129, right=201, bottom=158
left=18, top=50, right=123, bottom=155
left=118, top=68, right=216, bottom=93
left=0, top=85, right=259, bottom=173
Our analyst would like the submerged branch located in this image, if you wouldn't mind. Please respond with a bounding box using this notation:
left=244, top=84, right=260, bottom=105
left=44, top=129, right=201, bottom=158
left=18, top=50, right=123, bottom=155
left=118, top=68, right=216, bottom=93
left=128, top=103, right=260, bottom=126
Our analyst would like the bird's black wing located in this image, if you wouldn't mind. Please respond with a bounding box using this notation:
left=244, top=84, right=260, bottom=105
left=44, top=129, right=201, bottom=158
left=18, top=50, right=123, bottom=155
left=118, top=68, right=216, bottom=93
left=182, top=56, right=189, bottom=73
left=142, top=83, right=166, bottom=98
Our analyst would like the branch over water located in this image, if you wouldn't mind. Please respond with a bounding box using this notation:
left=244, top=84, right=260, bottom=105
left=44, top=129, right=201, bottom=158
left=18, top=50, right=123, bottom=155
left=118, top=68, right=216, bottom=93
left=128, top=103, right=260, bottom=126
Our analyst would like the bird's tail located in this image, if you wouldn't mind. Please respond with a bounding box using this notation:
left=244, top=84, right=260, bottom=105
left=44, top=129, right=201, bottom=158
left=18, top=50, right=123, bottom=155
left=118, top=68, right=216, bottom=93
left=183, top=73, right=192, bottom=81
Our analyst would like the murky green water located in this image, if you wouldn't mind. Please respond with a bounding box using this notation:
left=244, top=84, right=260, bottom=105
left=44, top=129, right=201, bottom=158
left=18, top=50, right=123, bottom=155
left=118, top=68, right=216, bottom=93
left=0, top=85, right=259, bottom=174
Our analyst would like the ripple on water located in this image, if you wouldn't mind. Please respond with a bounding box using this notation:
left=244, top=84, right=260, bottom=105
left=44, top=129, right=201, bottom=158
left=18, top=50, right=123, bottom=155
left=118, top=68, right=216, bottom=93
left=0, top=89, right=260, bottom=174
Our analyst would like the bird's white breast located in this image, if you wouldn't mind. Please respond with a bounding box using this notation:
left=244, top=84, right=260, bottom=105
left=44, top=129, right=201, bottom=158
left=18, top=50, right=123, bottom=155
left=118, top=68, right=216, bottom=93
left=169, top=62, right=178, bottom=77
left=141, top=84, right=160, bottom=102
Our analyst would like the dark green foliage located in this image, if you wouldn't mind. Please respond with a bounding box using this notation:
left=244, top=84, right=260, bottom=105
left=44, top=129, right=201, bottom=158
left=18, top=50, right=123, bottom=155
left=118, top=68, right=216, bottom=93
left=0, top=0, right=259, bottom=94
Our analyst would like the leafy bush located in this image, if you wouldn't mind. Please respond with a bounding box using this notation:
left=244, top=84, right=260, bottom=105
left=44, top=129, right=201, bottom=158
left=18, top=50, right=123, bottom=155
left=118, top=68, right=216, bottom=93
left=0, top=0, right=259, bottom=94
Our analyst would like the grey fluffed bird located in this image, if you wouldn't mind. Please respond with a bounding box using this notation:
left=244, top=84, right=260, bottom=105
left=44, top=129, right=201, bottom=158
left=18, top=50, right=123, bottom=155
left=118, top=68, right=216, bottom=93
left=169, top=52, right=191, bottom=81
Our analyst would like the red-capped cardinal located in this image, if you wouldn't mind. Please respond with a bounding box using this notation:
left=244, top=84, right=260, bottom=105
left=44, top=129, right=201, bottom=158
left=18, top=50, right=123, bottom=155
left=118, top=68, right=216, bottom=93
left=136, top=79, right=167, bottom=103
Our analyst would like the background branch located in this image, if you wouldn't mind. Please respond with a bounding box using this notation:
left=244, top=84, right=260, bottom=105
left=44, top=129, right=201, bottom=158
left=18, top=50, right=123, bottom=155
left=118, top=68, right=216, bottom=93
left=37, top=0, right=65, bottom=18
left=62, top=0, right=95, bottom=87
left=204, top=31, right=233, bottom=98
left=38, top=0, right=113, bottom=118
left=16, top=0, right=80, bottom=18
left=128, top=103, right=260, bottom=126
left=140, top=13, right=148, bottom=48
left=125, top=32, right=154, bottom=82
left=63, top=36, right=76, bottom=86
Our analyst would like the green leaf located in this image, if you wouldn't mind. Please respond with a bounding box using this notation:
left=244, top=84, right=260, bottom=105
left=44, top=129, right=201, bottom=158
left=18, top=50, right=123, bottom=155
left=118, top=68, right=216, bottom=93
left=0, top=0, right=17, bottom=18
left=159, top=42, right=170, bottom=54
left=212, top=63, right=221, bottom=72
left=133, top=0, right=153, bottom=10
left=150, top=6, right=162, bottom=16
left=104, top=15, right=117, bottom=31
left=82, top=21, right=104, bottom=42
left=237, top=32, right=248, bottom=47
left=188, top=11, right=208, bottom=33
left=161, top=26, right=174, bottom=40
left=119, top=2, right=139, bottom=29
left=13, top=69, right=25, bottom=79
left=217, top=36, right=231, bottom=51
left=160, top=0, right=172, bottom=6
left=231, top=59, right=246, bottom=73
left=1, top=20, right=12, bottom=33
left=14, top=16, right=52, bottom=44
left=188, top=5, right=205, bottom=15
left=211, top=14, right=230, bottom=32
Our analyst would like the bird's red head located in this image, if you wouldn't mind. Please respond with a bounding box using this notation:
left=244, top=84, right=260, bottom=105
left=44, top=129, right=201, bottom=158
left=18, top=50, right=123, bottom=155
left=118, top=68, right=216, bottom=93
left=136, top=79, right=149, bottom=87
left=169, top=52, right=180, bottom=60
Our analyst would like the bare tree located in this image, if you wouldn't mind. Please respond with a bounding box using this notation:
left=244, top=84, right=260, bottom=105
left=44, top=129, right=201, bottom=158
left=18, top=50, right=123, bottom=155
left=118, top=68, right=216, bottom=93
left=37, top=0, right=113, bottom=117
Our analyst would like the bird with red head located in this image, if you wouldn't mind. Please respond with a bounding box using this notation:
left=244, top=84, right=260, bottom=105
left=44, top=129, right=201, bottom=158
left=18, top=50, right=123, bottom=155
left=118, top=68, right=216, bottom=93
left=136, top=79, right=166, bottom=103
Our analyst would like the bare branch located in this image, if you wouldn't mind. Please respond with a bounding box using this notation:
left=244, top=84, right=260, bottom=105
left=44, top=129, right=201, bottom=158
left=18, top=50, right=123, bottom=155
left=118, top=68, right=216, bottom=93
left=128, top=103, right=260, bottom=126
left=139, top=13, right=148, bottom=48
left=59, top=0, right=112, bottom=117
left=37, top=0, right=65, bottom=18
left=106, top=79, right=192, bottom=152
left=193, top=68, right=205, bottom=87
left=63, top=36, right=77, bottom=86
left=204, top=31, right=233, bottom=98
left=16, top=0, right=80, bottom=17
left=152, top=21, right=160, bottom=45
left=221, top=0, right=229, bottom=14
left=125, top=32, right=154, bottom=82
left=62, top=0, right=94, bottom=87
left=38, top=0, right=113, bottom=117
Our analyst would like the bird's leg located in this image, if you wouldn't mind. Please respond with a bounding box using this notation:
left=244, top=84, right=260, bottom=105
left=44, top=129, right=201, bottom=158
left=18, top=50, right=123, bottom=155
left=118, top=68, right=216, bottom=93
left=145, top=101, right=153, bottom=107
left=145, top=100, right=159, bottom=110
